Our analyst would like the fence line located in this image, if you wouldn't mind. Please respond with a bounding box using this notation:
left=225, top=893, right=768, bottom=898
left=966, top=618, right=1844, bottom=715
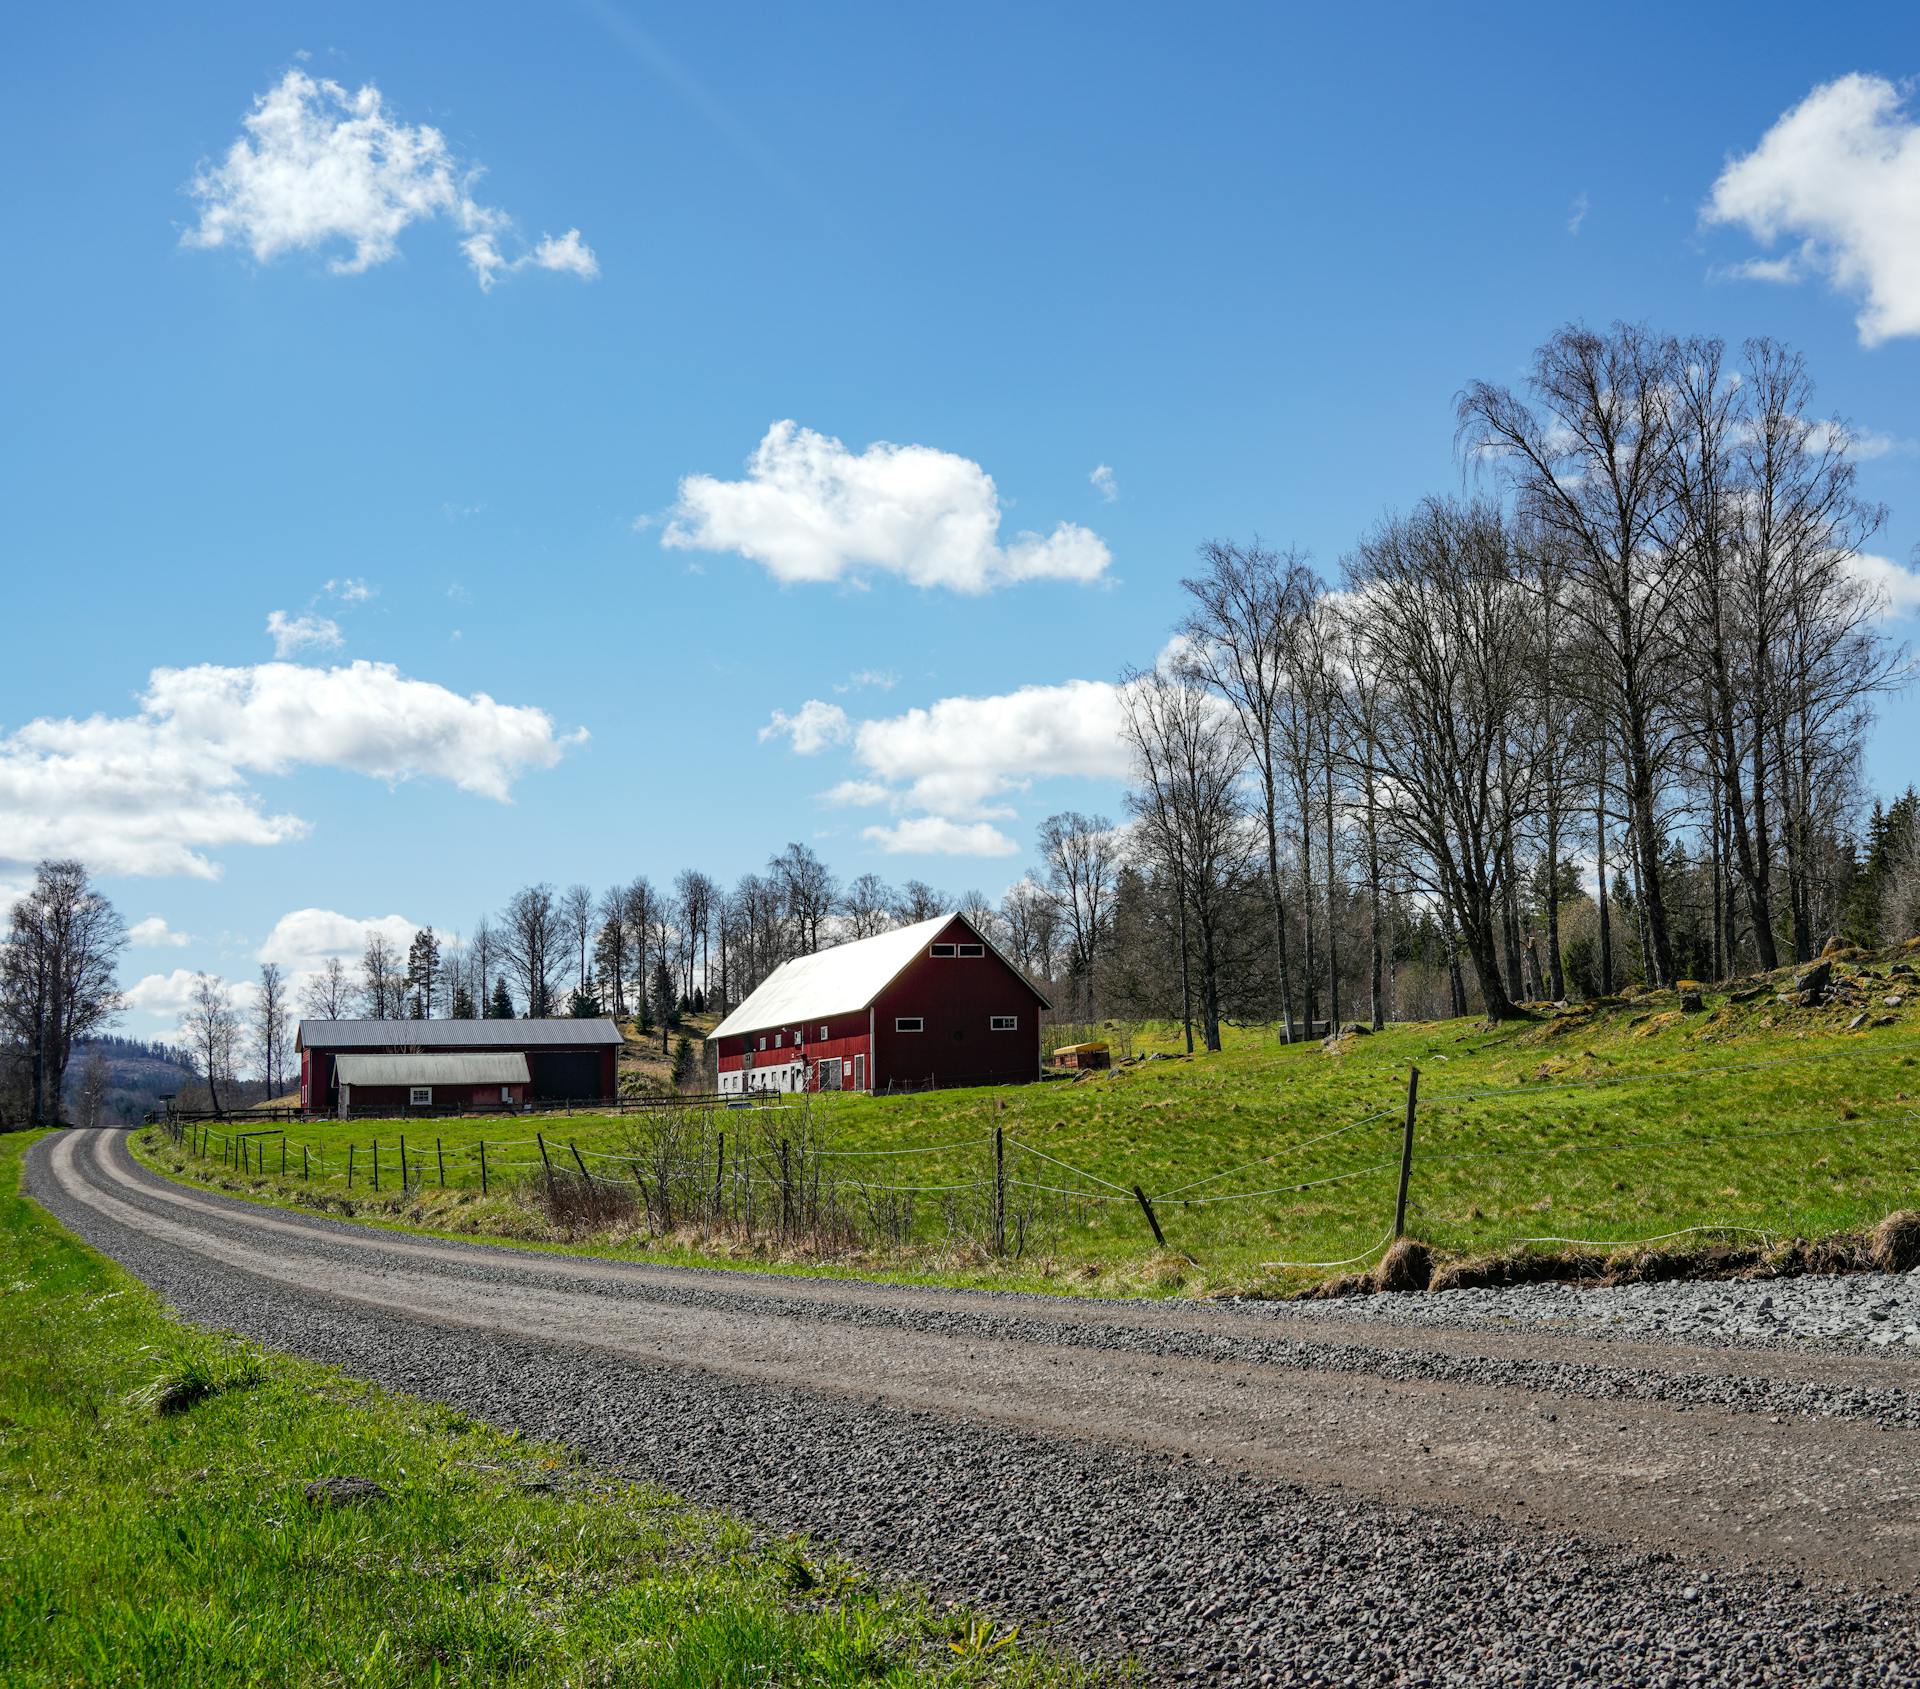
left=151, top=1027, right=1920, bottom=1273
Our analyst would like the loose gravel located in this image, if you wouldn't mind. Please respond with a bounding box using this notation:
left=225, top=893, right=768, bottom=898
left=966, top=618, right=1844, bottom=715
left=1277, top=1266, right=1920, bottom=1352
left=29, top=1133, right=1920, bottom=1686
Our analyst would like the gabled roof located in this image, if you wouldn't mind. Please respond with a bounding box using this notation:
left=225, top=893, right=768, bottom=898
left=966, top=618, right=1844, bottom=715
left=334, top=1052, right=530, bottom=1087
left=710, top=913, right=1049, bottom=1042
left=297, top=1018, right=624, bottom=1052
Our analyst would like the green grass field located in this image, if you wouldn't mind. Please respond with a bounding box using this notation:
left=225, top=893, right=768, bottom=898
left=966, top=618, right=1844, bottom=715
left=137, top=950, right=1920, bottom=1296
left=0, top=1132, right=1101, bottom=1687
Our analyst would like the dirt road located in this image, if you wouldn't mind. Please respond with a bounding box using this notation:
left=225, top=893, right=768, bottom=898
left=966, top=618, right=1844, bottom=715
left=29, top=1130, right=1920, bottom=1683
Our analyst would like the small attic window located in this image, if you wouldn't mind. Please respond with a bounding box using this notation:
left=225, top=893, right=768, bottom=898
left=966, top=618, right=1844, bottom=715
left=956, top=942, right=984, bottom=956
left=929, top=942, right=957, bottom=958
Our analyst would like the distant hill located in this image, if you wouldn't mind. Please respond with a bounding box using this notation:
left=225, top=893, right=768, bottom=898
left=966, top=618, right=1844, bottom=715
left=63, top=1036, right=199, bottom=1126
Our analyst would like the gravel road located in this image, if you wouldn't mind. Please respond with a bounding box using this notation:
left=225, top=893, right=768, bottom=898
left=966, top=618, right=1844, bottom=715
left=28, top=1130, right=1920, bottom=1685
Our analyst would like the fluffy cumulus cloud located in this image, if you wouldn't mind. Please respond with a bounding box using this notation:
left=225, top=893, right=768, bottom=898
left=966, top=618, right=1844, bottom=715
left=664, top=421, right=1113, bottom=593
left=123, top=969, right=209, bottom=1021
left=851, top=680, right=1131, bottom=814
left=1843, top=552, right=1920, bottom=619
left=128, top=916, right=191, bottom=948
left=760, top=678, right=1132, bottom=857
left=861, top=817, right=1018, bottom=857
left=184, top=69, right=597, bottom=292
left=256, top=907, right=421, bottom=971
left=265, top=609, right=343, bottom=656
left=1705, top=74, right=1920, bottom=344
left=0, top=660, right=583, bottom=880
left=758, top=699, right=850, bottom=755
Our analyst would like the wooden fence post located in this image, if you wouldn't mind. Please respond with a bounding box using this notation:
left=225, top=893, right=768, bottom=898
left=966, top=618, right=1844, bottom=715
left=436, top=1137, right=445, bottom=1188
left=569, top=1140, right=591, bottom=1186
left=347, top=1144, right=355, bottom=1189
left=478, top=1139, right=488, bottom=1195
left=399, top=1133, right=409, bottom=1195
left=714, top=1130, right=725, bottom=1224
left=1393, top=1065, right=1419, bottom=1240
left=537, top=1133, right=554, bottom=1194
left=994, top=1125, right=1006, bottom=1257
left=302, top=1144, right=309, bottom=1181
left=372, top=1140, right=380, bottom=1193
left=1132, top=1184, right=1168, bottom=1250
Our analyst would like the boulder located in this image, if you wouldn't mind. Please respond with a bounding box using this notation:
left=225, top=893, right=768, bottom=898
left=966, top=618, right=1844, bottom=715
left=1794, top=960, right=1833, bottom=997
left=1679, top=991, right=1705, bottom=1013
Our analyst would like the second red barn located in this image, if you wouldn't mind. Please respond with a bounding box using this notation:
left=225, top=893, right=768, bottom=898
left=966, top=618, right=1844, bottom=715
left=712, top=913, right=1050, bottom=1096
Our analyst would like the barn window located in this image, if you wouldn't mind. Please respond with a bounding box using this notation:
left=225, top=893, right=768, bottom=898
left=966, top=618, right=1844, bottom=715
left=957, top=943, right=984, bottom=957
left=895, top=1016, right=924, bottom=1032
left=758, top=1036, right=766, bottom=1051
left=774, top=1032, right=782, bottom=1048
left=929, top=942, right=957, bottom=957
left=409, top=1086, right=432, bottom=1105
left=991, top=1015, right=1018, bottom=1031
left=819, top=1024, right=828, bottom=1040
left=500, top=1086, right=512, bottom=1103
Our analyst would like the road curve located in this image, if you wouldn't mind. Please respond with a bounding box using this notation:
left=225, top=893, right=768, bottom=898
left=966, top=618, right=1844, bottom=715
left=28, top=1129, right=1920, bottom=1684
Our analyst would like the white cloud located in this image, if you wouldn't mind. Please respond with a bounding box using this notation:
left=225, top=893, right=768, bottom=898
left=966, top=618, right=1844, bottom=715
left=527, top=228, right=598, bottom=279
left=820, top=778, right=890, bottom=807
left=664, top=421, right=1113, bottom=593
left=129, top=916, right=191, bottom=948
left=184, top=69, right=596, bottom=292
left=266, top=609, right=343, bottom=656
left=862, top=817, right=1018, bottom=857
left=0, top=659, right=583, bottom=879
left=1566, top=192, right=1589, bottom=236
left=758, top=699, right=850, bottom=754
left=851, top=680, right=1130, bottom=815
left=1090, top=463, right=1119, bottom=502
left=1843, top=551, right=1920, bottom=619
left=833, top=668, right=898, bottom=694
left=1838, top=426, right=1920, bottom=461
left=124, top=969, right=208, bottom=1020
left=257, top=907, right=419, bottom=971
left=325, top=576, right=375, bottom=602
left=1705, top=73, right=1920, bottom=344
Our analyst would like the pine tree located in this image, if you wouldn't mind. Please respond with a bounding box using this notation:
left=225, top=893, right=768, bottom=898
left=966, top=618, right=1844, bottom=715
left=670, top=1034, right=697, bottom=1091
left=649, top=958, right=676, bottom=1054
left=488, top=976, right=514, bottom=1020
left=406, top=926, right=441, bottom=1017
left=450, top=982, right=477, bottom=1020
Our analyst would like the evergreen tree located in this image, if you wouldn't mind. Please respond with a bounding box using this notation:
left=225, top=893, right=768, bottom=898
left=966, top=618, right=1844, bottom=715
left=450, top=981, right=477, bottom=1020
left=670, top=1033, right=697, bottom=1091
left=568, top=981, right=603, bottom=1018
left=649, top=958, right=676, bottom=1054
left=488, top=976, right=514, bottom=1020
left=405, top=926, right=441, bottom=1017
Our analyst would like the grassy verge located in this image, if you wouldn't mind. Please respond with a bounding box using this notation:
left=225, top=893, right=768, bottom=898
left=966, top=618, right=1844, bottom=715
left=138, top=950, right=1920, bottom=1297
left=0, top=1131, right=1103, bottom=1687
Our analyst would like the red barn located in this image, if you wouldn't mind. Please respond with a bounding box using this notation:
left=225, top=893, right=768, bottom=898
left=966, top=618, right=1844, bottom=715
left=296, top=1018, right=623, bottom=1116
left=712, top=913, right=1050, bottom=1096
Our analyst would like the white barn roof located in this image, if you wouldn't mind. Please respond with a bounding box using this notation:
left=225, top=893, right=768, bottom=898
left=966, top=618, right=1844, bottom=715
left=712, top=913, right=1044, bottom=1041
left=334, top=1052, right=530, bottom=1086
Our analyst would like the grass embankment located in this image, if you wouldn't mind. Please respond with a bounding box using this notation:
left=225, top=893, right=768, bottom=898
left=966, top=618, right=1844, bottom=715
left=139, top=950, right=1920, bottom=1297
left=0, top=1133, right=1098, bottom=1687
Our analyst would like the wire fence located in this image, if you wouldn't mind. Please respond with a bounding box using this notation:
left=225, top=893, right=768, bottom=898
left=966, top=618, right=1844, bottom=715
left=148, top=1031, right=1920, bottom=1274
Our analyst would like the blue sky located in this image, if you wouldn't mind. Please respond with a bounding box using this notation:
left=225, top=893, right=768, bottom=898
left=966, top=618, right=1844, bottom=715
left=4, top=1, right=1918, bottom=1032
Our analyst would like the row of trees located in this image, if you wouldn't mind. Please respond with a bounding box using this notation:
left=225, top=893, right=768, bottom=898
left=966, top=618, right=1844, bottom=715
left=1109, top=321, right=1915, bottom=1045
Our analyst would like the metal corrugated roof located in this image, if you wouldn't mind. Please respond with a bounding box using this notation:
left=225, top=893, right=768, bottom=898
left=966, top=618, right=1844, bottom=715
left=297, top=1018, right=624, bottom=1050
left=709, top=913, right=1048, bottom=1041
left=334, top=1052, right=530, bottom=1086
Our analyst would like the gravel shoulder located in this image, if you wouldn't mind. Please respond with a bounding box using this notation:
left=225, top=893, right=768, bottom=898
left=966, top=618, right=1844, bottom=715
left=28, top=1129, right=1920, bottom=1685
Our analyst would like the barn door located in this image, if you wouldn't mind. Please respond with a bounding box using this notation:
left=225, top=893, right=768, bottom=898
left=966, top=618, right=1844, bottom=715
left=818, top=1057, right=841, bottom=1093
left=852, top=1054, right=865, bottom=1092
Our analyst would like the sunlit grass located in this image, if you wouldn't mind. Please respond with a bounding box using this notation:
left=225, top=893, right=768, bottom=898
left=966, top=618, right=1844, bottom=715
left=137, top=954, right=1920, bottom=1295
left=0, top=1132, right=1103, bottom=1687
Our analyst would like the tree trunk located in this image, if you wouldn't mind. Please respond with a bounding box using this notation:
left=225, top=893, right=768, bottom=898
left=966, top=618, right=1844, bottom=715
left=1324, top=759, right=1340, bottom=1030
left=1262, top=770, right=1295, bottom=1044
